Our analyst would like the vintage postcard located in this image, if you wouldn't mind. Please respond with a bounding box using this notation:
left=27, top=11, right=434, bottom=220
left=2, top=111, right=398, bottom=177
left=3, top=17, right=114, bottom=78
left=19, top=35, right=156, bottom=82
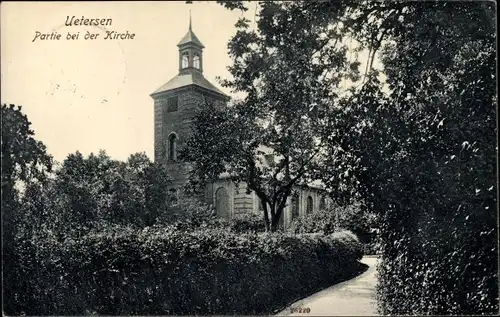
left=1, top=1, right=497, bottom=316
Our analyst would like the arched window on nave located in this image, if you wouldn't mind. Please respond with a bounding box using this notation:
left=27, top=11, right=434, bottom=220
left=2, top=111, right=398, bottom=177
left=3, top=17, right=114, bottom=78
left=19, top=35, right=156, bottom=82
left=291, top=194, right=300, bottom=219
left=306, top=196, right=313, bottom=214
left=215, top=187, right=230, bottom=219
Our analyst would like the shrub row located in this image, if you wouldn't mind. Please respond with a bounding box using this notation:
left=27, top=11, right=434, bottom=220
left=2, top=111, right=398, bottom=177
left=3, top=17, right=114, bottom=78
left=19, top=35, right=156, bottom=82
left=229, top=212, right=266, bottom=233
left=17, top=227, right=364, bottom=315
left=376, top=219, right=498, bottom=315
left=288, top=204, right=378, bottom=253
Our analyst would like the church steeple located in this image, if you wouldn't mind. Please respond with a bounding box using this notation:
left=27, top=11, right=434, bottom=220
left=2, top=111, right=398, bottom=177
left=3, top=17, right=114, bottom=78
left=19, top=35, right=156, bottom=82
left=177, top=12, right=204, bottom=74
left=189, top=9, right=192, bottom=31
left=151, top=9, right=228, bottom=98
left=151, top=9, right=229, bottom=165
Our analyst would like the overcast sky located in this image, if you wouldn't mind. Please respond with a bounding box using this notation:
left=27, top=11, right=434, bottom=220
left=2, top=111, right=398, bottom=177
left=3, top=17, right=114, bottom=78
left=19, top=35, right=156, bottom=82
left=1, top=1, right=256, bottom=162
left=1, top=1, right=376, bottom=163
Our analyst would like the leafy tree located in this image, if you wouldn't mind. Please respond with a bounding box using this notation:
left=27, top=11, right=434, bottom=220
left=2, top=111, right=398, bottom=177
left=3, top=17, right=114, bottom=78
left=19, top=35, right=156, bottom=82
left=213, top=0, right=498, bottom=313
left=320, top=1, right=497, bottom=314
left=23, top=151, right=172, bottom=239
left=215, top=0, right=247, bottom=12
left=1, top=104, right=52, bottom=212
left=158, top=192, right=229, bottom=231
left=1, top=104, right=53, bottom=315
left=183, top=1, right=358, bottom=232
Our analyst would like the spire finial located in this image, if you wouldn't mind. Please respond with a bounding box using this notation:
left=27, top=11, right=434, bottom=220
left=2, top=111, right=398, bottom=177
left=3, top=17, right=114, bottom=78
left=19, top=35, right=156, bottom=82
left=189, top=9, right=192, bottom=31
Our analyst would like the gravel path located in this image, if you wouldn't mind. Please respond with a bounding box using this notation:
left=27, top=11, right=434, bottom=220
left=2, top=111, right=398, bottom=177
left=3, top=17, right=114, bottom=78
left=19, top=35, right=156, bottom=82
left=276, top=257, right=379, bottom=316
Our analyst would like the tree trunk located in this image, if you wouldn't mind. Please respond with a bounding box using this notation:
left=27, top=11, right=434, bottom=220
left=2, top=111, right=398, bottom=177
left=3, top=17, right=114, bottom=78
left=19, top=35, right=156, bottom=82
left=270, top=206, right=285, bottom=232
left=263, top=202, right=270, bottom=232
left=269, top=202, right=277, bottom=232
left=270, top=223, right=277, bottom=232
left=259, top=192, right=290, bottom=232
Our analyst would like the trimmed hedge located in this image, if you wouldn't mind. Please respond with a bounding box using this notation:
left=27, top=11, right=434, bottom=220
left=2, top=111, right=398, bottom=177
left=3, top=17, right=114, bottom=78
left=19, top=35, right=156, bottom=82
left=376, top=219, right=498, bottom=315
left=17, top=228, right=364, bottom=315
left=288, top=204, right=378, bottom=254
left=229, top=212, right=266, bottom=233
left=288, top=208, right=338, bottom=235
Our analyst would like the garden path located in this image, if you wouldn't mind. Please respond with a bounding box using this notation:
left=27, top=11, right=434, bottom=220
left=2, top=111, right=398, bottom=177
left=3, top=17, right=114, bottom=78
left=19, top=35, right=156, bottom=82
left=276, top=256, right=379, bottom=316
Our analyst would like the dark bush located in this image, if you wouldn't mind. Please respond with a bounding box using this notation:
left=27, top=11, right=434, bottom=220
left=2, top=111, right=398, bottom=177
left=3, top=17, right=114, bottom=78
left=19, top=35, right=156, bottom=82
left=159, top=194, right=230, bottom=231
left=288, top=203, right=378, bottom=253
left=16, top=228, right=364, bottom=315
left=288, top=207, right=337, bottom=235
left=229, top=212, right=266, bottom=233
left=332, top=3, right=498, bottom=315
left=376, top=213, right=498, bottom=315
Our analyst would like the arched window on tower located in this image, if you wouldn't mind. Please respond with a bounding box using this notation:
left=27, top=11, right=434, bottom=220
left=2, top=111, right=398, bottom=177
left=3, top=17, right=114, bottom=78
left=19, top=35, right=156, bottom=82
left=168, top=133, right=177, bottom=161
left=193, top=52, right=201, bottom=69
left=181, top=52, right=189, bottom=69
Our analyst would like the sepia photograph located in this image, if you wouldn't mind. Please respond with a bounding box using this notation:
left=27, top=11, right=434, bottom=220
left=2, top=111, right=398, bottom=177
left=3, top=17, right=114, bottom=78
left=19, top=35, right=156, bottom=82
left=1, top=1, right=498, bottom=315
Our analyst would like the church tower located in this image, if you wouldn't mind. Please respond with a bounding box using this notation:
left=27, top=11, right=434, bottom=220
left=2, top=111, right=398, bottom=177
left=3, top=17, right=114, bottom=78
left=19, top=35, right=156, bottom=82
left=150, top=15, right=229, bottom=189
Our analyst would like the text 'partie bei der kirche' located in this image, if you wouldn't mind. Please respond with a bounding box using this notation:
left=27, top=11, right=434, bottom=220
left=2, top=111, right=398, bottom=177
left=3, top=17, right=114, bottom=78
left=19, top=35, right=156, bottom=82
left=32, top=16, right=136, bottom=42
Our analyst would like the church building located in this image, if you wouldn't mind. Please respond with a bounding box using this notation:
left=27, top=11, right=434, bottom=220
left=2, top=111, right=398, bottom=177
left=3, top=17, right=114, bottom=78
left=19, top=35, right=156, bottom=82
left=150, top=19, right=330, bottom=228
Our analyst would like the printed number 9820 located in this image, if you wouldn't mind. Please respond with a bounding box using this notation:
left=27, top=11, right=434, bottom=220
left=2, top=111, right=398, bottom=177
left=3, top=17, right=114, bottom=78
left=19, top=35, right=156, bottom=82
left=290, top=307, right=311, bottom=313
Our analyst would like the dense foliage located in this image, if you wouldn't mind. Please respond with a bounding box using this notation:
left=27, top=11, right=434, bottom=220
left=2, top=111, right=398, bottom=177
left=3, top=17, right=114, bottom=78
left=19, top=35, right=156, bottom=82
left=289, top=203, right=370, bottom=234
left=2, top=104, right=53, bottom=315
left=218, top=1, right=498, bottom=314
left=3, top=121, right=173, bottom=314
left=229, top=211, right=266, bottom=233
left=289, top=209, right=337, bottom=235
left=167, top=193, right=229, bottom=231
left=320, top=2, right=498, bottom=315
left=182, top=1, right=359, bottom=231
left=2, top=105, right=365, bottom=316
left=21, top=151, right=172, bottom=239
left=4, top=0, right=497, bottom=315
left=288, top=203, right=377, bottom=254
left=14, top=228, right=364, bottom=315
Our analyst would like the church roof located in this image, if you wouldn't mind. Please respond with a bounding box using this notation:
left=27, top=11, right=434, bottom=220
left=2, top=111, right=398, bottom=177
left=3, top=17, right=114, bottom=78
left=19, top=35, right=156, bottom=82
left=177, top=29, right=205, bottom=48
left=151, top=71, right=227, bottom=97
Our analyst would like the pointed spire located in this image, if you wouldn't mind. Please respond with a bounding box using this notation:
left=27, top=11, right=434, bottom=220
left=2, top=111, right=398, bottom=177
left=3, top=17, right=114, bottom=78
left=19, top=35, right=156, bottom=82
left=177, top=8, right=204, bottom=48
left=189, top=9, right=192, bottom=31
